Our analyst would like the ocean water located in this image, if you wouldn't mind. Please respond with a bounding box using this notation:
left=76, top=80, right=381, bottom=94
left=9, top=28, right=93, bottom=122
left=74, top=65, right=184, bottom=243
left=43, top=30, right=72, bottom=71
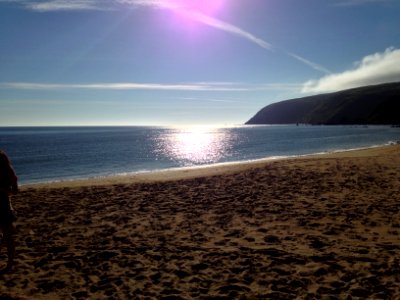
left=0, top=125, right=399, bottom=185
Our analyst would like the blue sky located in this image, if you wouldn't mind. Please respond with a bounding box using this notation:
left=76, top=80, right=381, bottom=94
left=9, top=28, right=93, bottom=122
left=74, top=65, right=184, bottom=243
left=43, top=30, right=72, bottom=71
left=1, top=0, right=399, bottom=126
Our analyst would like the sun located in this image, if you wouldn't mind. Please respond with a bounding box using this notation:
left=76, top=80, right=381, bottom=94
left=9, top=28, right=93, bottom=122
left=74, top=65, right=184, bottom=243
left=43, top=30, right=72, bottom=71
left=164, top=0, right=226, bottom=15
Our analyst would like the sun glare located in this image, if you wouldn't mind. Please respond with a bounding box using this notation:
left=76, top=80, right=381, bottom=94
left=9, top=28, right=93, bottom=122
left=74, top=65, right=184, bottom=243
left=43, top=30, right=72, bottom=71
left=157, top=126, right=234, bottom=165
left=165, top=0, right=225, bottom=15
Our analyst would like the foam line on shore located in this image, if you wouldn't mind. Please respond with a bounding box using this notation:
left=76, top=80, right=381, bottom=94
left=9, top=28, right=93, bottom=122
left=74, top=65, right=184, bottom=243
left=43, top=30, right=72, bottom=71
left=21, top=144, right=399, bottom=189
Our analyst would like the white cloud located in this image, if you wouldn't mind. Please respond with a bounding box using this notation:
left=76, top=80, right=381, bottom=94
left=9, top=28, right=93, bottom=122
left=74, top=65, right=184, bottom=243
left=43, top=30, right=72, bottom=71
left=302, top=47, right=400, bottom=93
left=117, top=0, right=165, bottom=7
left=24, top=0, right=99, bottom=12
left=177, top=97, right=241, bottom=103
left=0, top=81, right=301, bottom=92
left=335, top=0, right=392, bottom=6
left=0, top=82, right=243, bottom=91
left=0, top=0, right=25, bottom=2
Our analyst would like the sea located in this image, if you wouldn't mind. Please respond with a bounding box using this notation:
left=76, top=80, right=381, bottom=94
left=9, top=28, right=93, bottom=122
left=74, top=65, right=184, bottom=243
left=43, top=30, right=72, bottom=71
left=0, top=125, right=399, bottom=185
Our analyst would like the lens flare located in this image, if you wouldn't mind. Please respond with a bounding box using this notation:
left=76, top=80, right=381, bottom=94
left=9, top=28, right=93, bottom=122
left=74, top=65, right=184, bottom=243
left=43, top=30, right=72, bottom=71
left=165, top=0, right=225, bottom=15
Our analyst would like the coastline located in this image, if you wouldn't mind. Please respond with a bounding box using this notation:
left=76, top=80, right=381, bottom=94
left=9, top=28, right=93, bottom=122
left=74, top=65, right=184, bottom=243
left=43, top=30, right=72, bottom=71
left=2, top=144, right=400, bottom=299
left=8, top=125, right=400, bottom=187
left=21, top=144, right=399, bottom=189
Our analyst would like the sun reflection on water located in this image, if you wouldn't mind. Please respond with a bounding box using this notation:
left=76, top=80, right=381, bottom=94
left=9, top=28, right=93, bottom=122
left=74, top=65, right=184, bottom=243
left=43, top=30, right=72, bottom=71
left=156, top=126, right=235, bottom=165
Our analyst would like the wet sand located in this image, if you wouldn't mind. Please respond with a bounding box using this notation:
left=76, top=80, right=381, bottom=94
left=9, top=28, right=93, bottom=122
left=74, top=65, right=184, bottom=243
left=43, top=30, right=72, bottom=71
left=1, top=145, right=400, bottom=299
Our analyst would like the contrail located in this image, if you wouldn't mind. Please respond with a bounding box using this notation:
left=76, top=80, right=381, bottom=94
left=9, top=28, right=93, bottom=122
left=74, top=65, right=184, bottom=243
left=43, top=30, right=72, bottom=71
left=126, top=0, right=330, bottom=74
left=180, top=10, right=273, bottom=51
left=286, top=52, right=331, bottom=74
left=23, top=0, right=331, bottom=73
left=180, top=9, right=330, bottom=74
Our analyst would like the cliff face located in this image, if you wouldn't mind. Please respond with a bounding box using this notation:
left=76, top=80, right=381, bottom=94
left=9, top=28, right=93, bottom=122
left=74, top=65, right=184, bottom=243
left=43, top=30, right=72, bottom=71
left=246, top=82, right=400, bottom=125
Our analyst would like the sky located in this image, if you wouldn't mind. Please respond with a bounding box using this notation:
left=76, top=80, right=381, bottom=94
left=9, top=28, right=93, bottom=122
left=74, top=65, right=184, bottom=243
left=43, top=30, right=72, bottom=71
left=0, top=0, right=400, bottom=126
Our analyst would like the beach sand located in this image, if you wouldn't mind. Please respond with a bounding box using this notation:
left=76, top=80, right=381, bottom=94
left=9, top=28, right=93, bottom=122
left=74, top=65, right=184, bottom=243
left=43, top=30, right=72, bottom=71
left=1, top=145, right=400, bottom=299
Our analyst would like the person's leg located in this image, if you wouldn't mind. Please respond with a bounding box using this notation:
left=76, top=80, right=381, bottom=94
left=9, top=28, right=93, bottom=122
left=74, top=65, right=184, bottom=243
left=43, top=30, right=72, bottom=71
left=0, top=230, right=3, bottom=251
left=1, top=225, right=15, bottom=272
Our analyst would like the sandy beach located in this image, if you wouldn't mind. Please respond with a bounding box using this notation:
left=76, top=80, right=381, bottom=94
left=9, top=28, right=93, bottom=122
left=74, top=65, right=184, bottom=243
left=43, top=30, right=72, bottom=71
left=1, top=145, right=400, bottom=299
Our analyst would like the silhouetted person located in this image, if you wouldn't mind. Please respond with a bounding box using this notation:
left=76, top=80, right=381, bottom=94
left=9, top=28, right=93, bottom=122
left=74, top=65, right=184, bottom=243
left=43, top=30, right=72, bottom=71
left=0, top=150, right=18, bottom=273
